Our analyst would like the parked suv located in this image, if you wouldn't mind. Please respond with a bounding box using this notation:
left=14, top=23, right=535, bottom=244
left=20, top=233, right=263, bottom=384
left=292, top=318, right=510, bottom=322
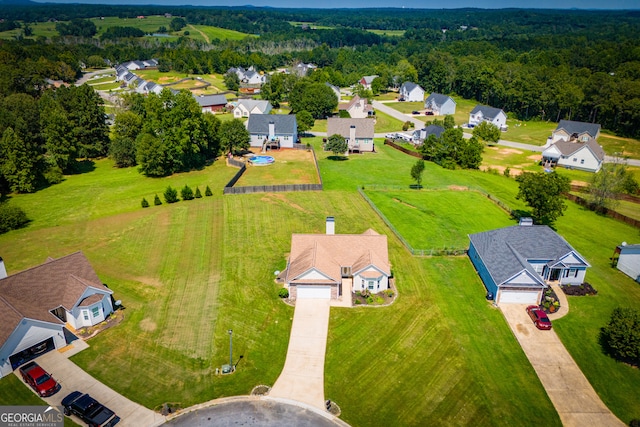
left=62, top=391, right=120, bottom=427
left=526, top=305, right=552, bottom=330
left=19, top=361, right=61, bottom=397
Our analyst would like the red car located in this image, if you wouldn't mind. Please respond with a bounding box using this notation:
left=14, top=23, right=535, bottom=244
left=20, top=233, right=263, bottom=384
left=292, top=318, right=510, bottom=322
left=19, top=361, right=61, bottom=397
left=526, top=305, right=552, bottom=330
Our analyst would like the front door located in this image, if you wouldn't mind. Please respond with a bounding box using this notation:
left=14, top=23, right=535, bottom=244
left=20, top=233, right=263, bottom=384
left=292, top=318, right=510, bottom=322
left=550, top=268, right=561, bottom=281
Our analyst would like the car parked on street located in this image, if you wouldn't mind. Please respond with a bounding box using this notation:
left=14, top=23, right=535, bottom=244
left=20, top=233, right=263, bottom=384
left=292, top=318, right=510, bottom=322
left=62, top=391, right=121, bottom=427
left=526, top=305, right=552, bottom=330
left=19, top=361, right=61, bottom=397
left=412, top=110, right=420, bottom=115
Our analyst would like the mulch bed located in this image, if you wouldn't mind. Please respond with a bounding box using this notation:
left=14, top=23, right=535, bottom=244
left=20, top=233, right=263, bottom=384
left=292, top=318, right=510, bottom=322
left=560, top=282, right=598, bottom=296
left=353, top=289, right=395, bottom=306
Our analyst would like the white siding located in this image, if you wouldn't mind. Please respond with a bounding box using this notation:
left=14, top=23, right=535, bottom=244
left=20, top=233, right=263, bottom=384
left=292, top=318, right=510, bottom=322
left=618, top=252, right=640, bottom=282
left=297, top=269, right=332, bottom=281
left=0, top=320, right=66, bottom=378
left=556, top=146, right=602, bottom=172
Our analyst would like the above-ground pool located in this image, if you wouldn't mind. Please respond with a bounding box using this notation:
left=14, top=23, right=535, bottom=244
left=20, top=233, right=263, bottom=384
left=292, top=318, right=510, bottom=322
left=249, top=155, right=275, bottom=166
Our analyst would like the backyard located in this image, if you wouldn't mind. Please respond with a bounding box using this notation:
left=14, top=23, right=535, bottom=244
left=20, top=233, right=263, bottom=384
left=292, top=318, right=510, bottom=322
left=0, top=139, right=639, bottom=425
left=233, top=148, right=321, bottom=186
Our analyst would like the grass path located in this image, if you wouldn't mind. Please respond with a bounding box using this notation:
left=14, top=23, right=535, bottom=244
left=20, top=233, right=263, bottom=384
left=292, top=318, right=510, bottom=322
left=188, top=24, right=209, bottom=43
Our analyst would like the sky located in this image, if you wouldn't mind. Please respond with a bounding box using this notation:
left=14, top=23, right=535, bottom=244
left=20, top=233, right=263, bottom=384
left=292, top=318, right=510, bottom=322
left=29, top=0, right=640, bottom=8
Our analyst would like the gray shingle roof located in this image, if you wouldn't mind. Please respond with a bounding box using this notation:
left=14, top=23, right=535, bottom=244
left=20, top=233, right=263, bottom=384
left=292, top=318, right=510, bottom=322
left=247, top=114, right=297, bottom=135
left=193, top=94, right=228, bottom=107
left=400, top=82, right=421, bottom=92
left=470, top=105, right=505, bottom=120
left=327, top=118, right=375, bottom=139
left=551, top=138, right=605, bottom=161
left=555, top=120, right=601, bottom=139
left=469, top=225, right=588, bottom=287
left=425, top=93, right=454, bottom=107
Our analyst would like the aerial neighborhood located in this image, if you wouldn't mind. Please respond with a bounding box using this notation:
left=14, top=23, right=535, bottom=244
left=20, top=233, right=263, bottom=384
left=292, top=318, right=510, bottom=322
left=0, top=5, right=639, bottom=427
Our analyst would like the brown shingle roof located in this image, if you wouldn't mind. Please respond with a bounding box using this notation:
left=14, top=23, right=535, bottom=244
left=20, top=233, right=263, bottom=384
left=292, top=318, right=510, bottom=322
left=0, top=252, right=110, bottom=346
left=327, top=118, right=375, bottom=139
left=553, top=137, right=605, bottom=161
left=285, top=230, right=390, bottom=285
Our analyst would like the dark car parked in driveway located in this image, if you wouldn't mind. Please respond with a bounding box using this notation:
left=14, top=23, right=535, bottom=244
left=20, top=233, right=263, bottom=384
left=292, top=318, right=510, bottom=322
left=19, top=361, right=61, bottom=397
left=526, top=305, right=552, bottom=330
left=62, top=391, right=120, bottom=427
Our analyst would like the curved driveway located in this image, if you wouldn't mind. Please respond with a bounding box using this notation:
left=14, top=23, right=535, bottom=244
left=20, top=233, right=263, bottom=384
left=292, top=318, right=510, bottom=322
left=500, top=304, right=624, bottom=427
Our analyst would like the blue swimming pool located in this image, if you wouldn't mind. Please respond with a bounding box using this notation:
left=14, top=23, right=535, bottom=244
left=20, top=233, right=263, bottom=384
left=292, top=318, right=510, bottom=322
left=250, top=155, right=275, bottom=166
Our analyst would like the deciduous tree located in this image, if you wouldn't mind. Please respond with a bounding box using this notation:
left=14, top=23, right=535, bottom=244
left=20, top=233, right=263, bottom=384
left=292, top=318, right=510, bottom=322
left=325, top=134, right=348, bottom=156
left=218, top=118, right=250, bottom=155
left=601, top=307, right=640, bottom=366
left=516, top=172, right=570, bottom=225
left=410, top=159, right=425, bottom=187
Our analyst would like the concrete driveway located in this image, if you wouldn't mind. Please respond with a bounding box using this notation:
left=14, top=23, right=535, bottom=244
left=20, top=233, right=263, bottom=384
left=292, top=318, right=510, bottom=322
left=500, top=304, right=625, bottom=427
left=269, top=298, right=331, bottom=411
left=19, top=344, right=165, bottom=427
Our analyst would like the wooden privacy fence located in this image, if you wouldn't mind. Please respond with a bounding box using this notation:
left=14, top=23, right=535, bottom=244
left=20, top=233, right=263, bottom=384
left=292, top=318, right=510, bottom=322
left=384, top=140, right=422, bottom=159
left=566, top=193, right=640, bottom=229
left=223, top=145, right=323, bottom=195
left=357, top=187, right=468, bottom=256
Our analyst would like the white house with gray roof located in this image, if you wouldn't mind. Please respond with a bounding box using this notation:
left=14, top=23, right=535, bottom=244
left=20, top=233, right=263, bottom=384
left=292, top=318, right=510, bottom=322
left=233, top=99, right=272, bottom=118
left=399, top=82, right=425, bottom=102
left=469, top=105, right=507, bottom=130
left=468, top=224, right=590, bottom=305
left=247, top=114, right=298, bottom=149
left=412, top=125, right=445, bottom=144
left=425, top=93, right=456, bottom=116
left=551, top=120, right=601, bottom=143
left=327, top=118, right=375, bottom=153
left=541, top=137, right=605, bottom=172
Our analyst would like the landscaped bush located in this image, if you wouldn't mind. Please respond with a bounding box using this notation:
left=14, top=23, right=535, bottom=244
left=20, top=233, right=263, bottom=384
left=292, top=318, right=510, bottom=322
left=600, top=306, right=640, bottom=367
left=194, top=187, right=202, bottom=198
left=181, top=185, right=194, bottom=200
left=561, top=283, right=598, bottom=296
left=154, top=194, right=162, bottom=205
left=278, top=288, right=289, bottom=298
left=0, top=202, right=29, bottom=234
left=141, top=198, right=149, bottom=208
left=205, top=185, right=213, bottom=196
left=164, top=186, right=179, bottom=204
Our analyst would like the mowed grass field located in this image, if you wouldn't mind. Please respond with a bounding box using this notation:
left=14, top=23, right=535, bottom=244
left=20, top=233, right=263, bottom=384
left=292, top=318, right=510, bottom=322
left=235, top=149, right=320, bottom=186
left=0, top=140, right=639, bottom=424
left=364, top=189, right=515, bottom=249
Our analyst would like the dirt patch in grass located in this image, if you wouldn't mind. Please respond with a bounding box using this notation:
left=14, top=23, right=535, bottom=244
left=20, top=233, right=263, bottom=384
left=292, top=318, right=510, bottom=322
left=262, top=193, right=309, bottom=213
left=448, top=185, right=469, bottom=191
left=392, top=198, right=417, bottom=208
left=527, top=154, right=541, bottom=161
left=139, top=318, right=157, bottom=332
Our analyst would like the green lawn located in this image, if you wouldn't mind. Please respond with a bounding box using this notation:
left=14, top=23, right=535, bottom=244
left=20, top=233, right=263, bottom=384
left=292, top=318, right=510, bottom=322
left=373, top=110, right=404, bottom=133
left=235, top=150, right=320, bottom=186
left=0, top=137, right=639, bottom=424
left=501, top=119, right=555, bottom=146
left=385, top=101, right=423, bottom=114
left=365, top=189, right=515, bottom=250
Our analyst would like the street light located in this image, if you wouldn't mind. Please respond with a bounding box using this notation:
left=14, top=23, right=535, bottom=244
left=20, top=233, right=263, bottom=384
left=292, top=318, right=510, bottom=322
left=228, top=329, right=233, bottom=372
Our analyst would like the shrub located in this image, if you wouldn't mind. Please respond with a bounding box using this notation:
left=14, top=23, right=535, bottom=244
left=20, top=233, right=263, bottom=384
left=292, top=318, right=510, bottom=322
left=164, top=186, right=179, bottom=204
left=278, top=288, right=289, bottom=298
left=44, top=166, right=64, bottom=185
left=0, top=202, right=29, bottom=234
left=141, top=198, right=149, bottom=208
left=600, top=306, right=640, bottom=366
left=205, top=185, right=213, bottom=196
left=402, top=121, right=411, bottom=131
left=194, top=187, right=202, bottom=198
left=504, top=167, right=511, bottom=177
left=154, top=194, right=162, bottom=205
left=181, top=185, right=194, bottom=200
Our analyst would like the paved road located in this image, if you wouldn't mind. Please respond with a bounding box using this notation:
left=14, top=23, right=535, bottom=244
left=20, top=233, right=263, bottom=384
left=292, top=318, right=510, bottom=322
left=269, top=298, right=331, bottom=410
left=500, top=304, right=625, bottom=427
left=75, top=68, right=115, bottom=86
left=165, top=397, right=348, bottom=427
left=22, top=344, right=165, bottom=427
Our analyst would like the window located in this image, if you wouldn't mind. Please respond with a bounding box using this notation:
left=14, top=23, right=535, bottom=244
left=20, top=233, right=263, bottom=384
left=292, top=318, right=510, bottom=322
left=83, top=311, right=89, bottom=321
left=92, top=306, right=100, bottom=317
left=573, top=157, right=577, bottom=162
left=580, top=159, right=585, bottom=164
left=368, top=280, right=375, bottom=290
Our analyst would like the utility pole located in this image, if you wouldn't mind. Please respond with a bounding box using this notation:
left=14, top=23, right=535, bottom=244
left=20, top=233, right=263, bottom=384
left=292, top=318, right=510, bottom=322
left=228, top=329, right=233, bottom=371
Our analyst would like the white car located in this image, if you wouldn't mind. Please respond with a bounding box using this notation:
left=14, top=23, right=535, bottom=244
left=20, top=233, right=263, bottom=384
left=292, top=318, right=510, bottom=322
left=385, top=133, right=398, bottom=139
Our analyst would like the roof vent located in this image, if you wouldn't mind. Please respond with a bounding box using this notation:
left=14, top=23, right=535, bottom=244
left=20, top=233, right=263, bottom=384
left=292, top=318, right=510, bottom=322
left=519, top=217, right=534, bottom=226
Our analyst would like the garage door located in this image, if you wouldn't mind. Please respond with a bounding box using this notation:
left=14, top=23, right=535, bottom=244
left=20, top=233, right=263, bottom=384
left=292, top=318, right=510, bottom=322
left=296, top=286, right=331, bottom=299
left=499, top=290, right=539, bottom=304
left=9, top=337, right=55, bottom=369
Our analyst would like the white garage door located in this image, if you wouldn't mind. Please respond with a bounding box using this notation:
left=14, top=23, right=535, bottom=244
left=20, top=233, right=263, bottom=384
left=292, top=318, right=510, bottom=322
left=499, top=290, right=539, bottom=304
left=297, top=286, right=331, bottom=299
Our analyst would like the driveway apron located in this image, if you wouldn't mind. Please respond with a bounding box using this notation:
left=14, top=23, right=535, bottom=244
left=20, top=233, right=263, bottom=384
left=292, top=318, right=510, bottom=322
left=20, top=348, right=165, bottom=427
left=500, top=304, right=624, bottom=427
left=269, top=298, right=331, bottom=411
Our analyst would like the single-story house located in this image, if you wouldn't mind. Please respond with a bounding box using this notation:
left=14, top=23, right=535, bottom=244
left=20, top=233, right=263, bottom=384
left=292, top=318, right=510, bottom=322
left=613, top=243, right=640, bottom=282
left=233, top=99, right=272, bottom=118
left=325, top=83, right=341, bottom=102
left=247, top=114, right=298, bottom=149
left=229, top=66, right=266, bottom=86
left=327, top=118, right=375, bottom=153
left=424, top=93, right=456, bottom=116
left=541, top=137, right=605, bottom=172
left=399, top=82, right=425, bottom=102
left=0, top=252, right=116, bottom=377
left=359, top=75, right=378, bottom=89
left=469, top=105, right=507, bottom=130
left=338, top=95, right=374, bottom=119
left=468, top=223, right=590, bottom=305
left=280, top=217, right=390, bottom=299
left=412, top=124, right=445, bottom=144
left=121, top=59, right=157, bottom=71
left=551, top=120, right=601, bottom=143
left=135, top=80, right=163, bottom=95
left=194, top=94, right=228, bottom=113
left=291, top=62, right=317, bottom=77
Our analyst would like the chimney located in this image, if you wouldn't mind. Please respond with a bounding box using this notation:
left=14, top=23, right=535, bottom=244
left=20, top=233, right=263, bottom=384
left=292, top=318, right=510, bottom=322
left=349, top=125, right=356, bottom=146
left=0, top=257, right=7, bottom=279
left=326, top=216, right=335, bottom=235
left=268, top=121, right=275, bottom=140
